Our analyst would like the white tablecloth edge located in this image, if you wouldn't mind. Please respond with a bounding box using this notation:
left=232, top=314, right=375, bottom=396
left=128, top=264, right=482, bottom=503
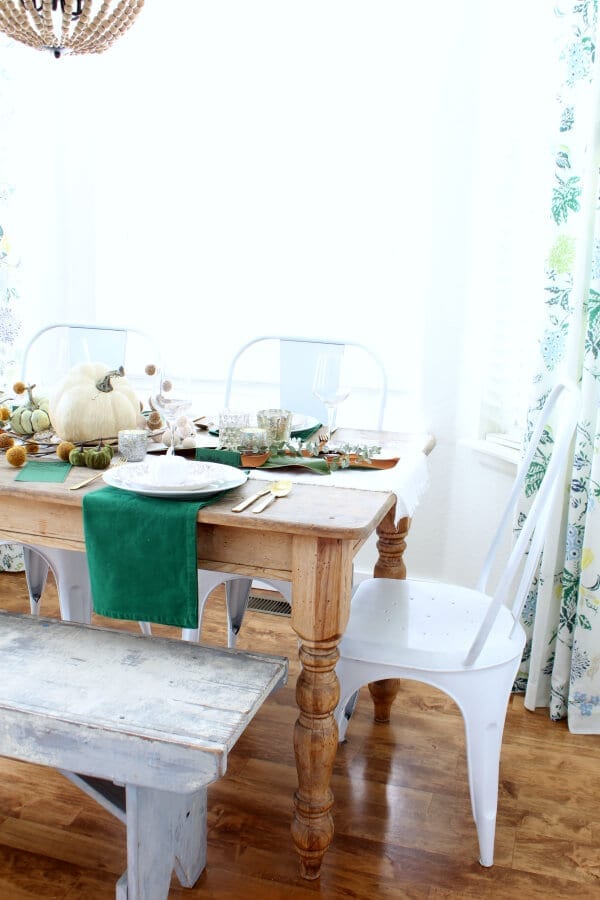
left=246, top=451, right=429, bottom=525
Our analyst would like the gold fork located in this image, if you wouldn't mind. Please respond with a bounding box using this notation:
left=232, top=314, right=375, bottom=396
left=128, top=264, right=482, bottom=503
left=317, top=427, right=336, bottom=447
left=68, top=456, right=128, bottom=491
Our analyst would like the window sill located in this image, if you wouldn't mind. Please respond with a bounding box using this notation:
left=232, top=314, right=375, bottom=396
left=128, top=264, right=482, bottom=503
left=461, top=438, right=520, bottom=466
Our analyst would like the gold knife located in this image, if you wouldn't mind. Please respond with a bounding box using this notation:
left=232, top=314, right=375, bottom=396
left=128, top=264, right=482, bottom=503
left=231, top=486, right=271, bottom=513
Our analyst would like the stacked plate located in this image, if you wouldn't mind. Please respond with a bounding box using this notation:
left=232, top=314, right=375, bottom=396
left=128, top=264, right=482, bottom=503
left=103, top=457, right=247, bottom=499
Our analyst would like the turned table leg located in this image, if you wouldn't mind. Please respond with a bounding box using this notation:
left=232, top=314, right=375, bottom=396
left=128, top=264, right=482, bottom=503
left=367, top=509, right=411, bottom=722
left=290, top=534, right=353, bottom=880
left=292, top=640, right=340, bottom=880
left=374, top=510, right=410, bottom=580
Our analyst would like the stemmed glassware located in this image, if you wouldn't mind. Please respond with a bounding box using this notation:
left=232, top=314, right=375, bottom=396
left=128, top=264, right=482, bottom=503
left=312, top=350, right=350, bottom=447
left=153, top=368, right=193, bottom=460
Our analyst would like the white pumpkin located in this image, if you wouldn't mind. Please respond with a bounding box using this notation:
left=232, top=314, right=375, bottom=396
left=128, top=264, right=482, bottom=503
left=50, top=363, right=140, bottom=442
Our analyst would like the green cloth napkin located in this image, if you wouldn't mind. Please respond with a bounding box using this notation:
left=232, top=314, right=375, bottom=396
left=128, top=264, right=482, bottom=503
left=83, top=486, right=221, bottom=628
left=195, top=447, right=242, bottom=467
left=15, top=460, right=72, bottom=483
left=292, top=423, right=322, bottom=441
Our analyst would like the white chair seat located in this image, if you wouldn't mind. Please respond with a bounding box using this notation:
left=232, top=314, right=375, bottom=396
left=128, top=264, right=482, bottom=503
left=339, top=578, right=523, bottom=671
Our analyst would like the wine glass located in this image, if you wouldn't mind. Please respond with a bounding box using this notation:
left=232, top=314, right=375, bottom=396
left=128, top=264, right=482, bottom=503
left=153, top=368, right=193, bottom=459
left=312, top=350, right=350, bottom=447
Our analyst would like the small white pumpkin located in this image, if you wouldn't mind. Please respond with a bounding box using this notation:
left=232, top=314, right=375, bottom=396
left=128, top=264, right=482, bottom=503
left=50, top=363, right=139, bottom=442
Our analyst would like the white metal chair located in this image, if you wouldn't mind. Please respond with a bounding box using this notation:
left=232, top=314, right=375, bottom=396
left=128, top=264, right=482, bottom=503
left=1, top=323, right=160, bottom=624
left=21, top=322, right=158, bottom=398
left=182, top=335, right=389, bottom=647
left=334, top=380, right=579, bottom=867
left=223, top=334, right=388, bottom=430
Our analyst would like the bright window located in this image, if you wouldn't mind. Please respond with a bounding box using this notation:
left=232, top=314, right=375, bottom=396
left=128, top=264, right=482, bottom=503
left=2, top=2, right=560, bottom=439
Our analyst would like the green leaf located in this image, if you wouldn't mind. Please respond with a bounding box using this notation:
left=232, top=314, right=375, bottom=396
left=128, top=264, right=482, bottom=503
left=551, top=174, right=581, bottom=224
left=261, top=455, right=331, bottom=475
left=525, top=459, right=547, bottom=497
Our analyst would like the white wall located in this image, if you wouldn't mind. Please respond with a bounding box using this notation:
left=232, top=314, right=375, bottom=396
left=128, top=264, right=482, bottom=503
left=3, top=1, right=553, bottom=590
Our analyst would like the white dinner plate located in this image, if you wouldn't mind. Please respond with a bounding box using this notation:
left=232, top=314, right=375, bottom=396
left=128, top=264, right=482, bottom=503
left=290, top=414, right=320, bottom=434
left=115, top=459, right=217, bottom=492
left=103, top=460, right=247, bottom=499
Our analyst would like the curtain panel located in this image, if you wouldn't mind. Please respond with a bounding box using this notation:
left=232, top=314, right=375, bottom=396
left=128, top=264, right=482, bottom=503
left=517, top=0, right=600, bottom=732
left=0, top=41, right=24, bottom=573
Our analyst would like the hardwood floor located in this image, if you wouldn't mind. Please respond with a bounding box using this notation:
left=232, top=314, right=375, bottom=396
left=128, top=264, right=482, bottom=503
left=0, top=572, right=599, bottom=899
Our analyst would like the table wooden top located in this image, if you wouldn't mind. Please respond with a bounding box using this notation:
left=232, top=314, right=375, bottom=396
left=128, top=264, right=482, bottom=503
left=0, top=429, right=434, bottom=546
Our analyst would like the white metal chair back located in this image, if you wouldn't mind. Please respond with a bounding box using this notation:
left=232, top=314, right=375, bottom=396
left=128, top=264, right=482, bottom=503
left=8, top=323, right=161, bottom=628
left=465, top=381, right=579, bottom=666
left=223, top=335, right=389, bottom=429
left=21, top=323, right=161, bottom=400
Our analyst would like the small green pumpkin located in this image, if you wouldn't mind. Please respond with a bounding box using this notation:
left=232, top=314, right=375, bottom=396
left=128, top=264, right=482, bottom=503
left=68, top=447, right=87, bottom=467
left=83, top=445, right=113, bottom=470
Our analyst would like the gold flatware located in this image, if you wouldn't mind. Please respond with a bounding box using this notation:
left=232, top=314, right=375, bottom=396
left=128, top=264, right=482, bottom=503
left=68, top=457, right=128, bottom=491
left=251, top=479, right=292, bottom=513
left=317, top=426, right=336, bottom=447
left=231, top=486, right=272, bottom=513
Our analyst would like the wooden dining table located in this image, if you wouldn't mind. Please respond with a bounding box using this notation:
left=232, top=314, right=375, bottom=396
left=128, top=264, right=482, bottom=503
left=0, top=427, right=434, bottom=881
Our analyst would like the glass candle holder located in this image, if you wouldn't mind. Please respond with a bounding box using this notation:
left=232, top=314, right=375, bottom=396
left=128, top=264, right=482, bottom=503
left=117, top=429, right=147, bottom=462
left=256, top=408, right=293, bottom=448
left=218, top=409, right=250, bottom=450
left=238, top=426, right=268, bottom=452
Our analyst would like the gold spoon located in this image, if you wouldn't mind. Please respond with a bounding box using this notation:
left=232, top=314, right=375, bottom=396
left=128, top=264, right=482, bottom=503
left=251, top=479, right=293, bottom=513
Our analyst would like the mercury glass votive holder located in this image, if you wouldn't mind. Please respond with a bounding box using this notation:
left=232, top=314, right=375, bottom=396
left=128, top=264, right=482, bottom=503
left=218, top=410, right=250, bottom=450
left=256, top=408, right=293, bottom=448
left=118, top=429, right=148, bottom=462
left=237, top=426, right=268, bottom=452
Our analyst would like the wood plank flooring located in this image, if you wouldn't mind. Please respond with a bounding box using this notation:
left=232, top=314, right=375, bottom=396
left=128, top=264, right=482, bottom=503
left=0, top=571, right=599, bottom=898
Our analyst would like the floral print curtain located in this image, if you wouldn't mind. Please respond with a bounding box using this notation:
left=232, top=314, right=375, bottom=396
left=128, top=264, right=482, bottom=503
left=517, top=0, right=600, bottom=732
left=0, top=40, right=24, bottom=573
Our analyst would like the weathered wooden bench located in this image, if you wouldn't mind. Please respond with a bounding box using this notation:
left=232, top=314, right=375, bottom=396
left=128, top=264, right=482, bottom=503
left=0, top=611, right=287, bottom=899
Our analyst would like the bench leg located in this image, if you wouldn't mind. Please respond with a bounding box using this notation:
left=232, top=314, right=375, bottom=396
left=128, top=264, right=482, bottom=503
left=120, top=785, right=207, bottom=900
left=173, top=788, right=208, bottom=887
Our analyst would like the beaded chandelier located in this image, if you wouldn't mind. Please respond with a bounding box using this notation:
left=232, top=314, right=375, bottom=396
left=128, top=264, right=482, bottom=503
left=0, top=0, right=145, bottom=58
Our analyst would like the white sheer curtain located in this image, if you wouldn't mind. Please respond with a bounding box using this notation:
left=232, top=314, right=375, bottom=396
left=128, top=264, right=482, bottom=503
left=4, top=1, right=559, bottom=437
left=0, top=39, right=24, bottom=572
